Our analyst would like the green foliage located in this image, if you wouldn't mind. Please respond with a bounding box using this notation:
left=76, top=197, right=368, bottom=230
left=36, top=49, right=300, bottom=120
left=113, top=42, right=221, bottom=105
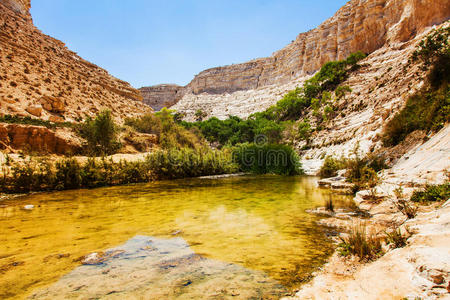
left=393, top=199, right=418, bottom=219
left=146, top=148, right=238, bottom=179
left=338, top=225, right=383, bottom=261
left=345, top=51, right=367, bottom=66
left=382, top=85, right=450, bottom=146
left=264, top=87, right=311, bottom=121
left=385, top=27, right=450, bottom=146
left=319, top=156, right=346, bottom=178
left=335, top=85, right=352, bottom=99
left=0, top=148, right=237, bottom=193
left=0, top=114, right=73, bottom=129
left=126, top=108, right=205, bottom=150
left=183, top=115, right=284, bottom=147
left=410, top=183, right=450, bottom=203
left=78, top=110, right=121, bottom=156
left=194, top=109, right=207, bottom=121
left=177, top=51, right=366, bottom=147
left=297, top=119, right=312, bottom=142
left=232, top=143, right=303, bottom=175
left=385, top=228, right=409, bottom=248
left=55, top=158, right=82, bottom=190
left=10, top=159, right=54, bottom=192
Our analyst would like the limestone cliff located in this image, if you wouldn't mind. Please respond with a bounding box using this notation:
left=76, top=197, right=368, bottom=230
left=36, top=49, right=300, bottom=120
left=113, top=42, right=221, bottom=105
left=0, top=0, right=151, bottom=122
left=164, top=0, right=450, bottom=120
left=139, top=84, right=184, bottom=111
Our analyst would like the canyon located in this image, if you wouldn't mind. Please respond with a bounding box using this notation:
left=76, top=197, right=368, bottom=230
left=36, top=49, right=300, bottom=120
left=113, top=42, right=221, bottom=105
left=0, top=0, right=449, bottom=299
left=142, top=0, right=449, bottom=120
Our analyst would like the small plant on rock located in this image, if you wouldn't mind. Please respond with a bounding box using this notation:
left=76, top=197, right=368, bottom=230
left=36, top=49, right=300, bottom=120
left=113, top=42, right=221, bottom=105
left=385, top=227, right=410, bottom=249
left=338, top=224, right=383, bottom=261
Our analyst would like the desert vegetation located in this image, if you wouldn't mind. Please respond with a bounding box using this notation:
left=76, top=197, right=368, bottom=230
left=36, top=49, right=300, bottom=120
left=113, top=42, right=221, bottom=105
left=383, top=27, right=449, bottom=146
left=176, top=52, right=367, bottom=148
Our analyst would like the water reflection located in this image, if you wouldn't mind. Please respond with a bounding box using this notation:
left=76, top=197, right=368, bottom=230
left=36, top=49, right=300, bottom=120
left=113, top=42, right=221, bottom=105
left=0, top=175, right=352, bottom=299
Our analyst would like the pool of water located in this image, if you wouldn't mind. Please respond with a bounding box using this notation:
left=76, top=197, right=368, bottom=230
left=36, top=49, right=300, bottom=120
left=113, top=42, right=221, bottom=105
left=0, top=175, right=352, bottom=299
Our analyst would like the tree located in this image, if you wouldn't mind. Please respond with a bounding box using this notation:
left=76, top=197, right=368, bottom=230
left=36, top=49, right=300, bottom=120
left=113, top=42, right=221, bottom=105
left=79, top=110, right=121, bottom=156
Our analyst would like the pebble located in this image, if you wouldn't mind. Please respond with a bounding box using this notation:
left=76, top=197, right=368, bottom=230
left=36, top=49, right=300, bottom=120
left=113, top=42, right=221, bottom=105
left=24, top=205, right=34, bottom=210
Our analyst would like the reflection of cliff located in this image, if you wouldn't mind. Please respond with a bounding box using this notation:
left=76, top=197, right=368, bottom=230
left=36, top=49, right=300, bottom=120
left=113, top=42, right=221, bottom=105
left=0, top=0, right=151, bottom=122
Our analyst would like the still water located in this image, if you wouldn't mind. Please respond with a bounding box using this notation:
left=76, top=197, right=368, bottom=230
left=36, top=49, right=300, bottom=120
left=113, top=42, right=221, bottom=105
left=0, top=175, right=352, bottom=299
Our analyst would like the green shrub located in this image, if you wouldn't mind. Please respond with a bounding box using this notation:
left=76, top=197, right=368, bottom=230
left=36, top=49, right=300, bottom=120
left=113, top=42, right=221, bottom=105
left=338, top=225, right=383, bottom=261
left=384, top=27, right=450, bottom=146
left=55, top=158, right=82, bottom=190
left=232, top=143, right=303, bottom=175
left=146, top=148, right=238, bottom=179
left=126, top=109, right=205, bottom=150
left=385, top=228, right=409, bottom=249
left=183, top=114, right=284, bottom=147
left=319, top=156, right=346, bottom=178
left=78, top=110, right=121, bottom=156
left=412, top=26, right=449, bottom=87
left=10, top=159, right=54, bottom=192
left=194, top=109, right=207, bottom=121
left=382, top=85, right=449, bottom=146
left=297, top=119, right=312, bottom=142
left=410, top=183, right=450, bottom=203
left=0, top=114, right=73, bottom=129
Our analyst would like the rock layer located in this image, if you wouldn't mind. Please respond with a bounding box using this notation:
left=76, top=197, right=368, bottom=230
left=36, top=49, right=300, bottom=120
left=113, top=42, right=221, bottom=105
left=139, top=84, right=184, bottom=111
left=0, top=123, right=82, bottom=154
left=0, top=0, right=151, bottom=122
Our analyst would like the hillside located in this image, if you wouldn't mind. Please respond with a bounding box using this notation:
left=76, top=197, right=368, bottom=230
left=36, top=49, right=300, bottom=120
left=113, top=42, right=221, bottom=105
left=0, top=0, right=151, bottom=123
left=140, top=0, right=449, bottom=121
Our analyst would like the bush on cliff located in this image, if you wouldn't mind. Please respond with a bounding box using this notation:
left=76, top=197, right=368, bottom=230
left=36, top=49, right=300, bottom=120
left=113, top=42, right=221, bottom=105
left=383, top=27, right=450, bottom=146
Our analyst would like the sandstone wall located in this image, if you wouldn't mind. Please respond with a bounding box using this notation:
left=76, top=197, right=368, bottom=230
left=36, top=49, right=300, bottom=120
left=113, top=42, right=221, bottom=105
left=139, top=84, right=184, bottom=111
left=186, top=0, right=450, bottom=95
left=0, top=0, right=151, bottom=122
left=167, top=0, right=450, bottom=120
left=0, top=123, right=82, bottom=154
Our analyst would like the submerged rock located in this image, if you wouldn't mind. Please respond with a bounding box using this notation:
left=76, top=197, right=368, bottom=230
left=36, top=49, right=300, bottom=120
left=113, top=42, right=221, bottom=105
left=30, top=236, right=288, bottom=299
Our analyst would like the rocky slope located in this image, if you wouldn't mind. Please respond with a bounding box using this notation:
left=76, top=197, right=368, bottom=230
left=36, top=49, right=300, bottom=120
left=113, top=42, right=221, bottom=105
left=164, top=0, right=450, bottom=120
left=0, top=0, right=151, bottom=122
left=139, top=84, right=184, bottom=111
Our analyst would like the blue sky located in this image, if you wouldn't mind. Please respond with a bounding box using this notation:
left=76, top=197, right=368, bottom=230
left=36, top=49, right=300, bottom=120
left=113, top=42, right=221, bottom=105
left=31, top=0, right=348, bottom=88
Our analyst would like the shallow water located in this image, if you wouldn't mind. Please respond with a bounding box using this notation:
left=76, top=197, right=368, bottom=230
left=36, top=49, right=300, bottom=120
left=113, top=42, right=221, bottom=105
left=0, top=175, right=352, bottom=299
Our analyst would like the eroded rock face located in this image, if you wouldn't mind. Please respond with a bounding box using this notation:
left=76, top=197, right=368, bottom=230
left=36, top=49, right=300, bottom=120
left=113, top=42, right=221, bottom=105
left=0, top=0, right=151, bottom=122
left=166, top=0, right=450, bottom=119
left=0, top=123, right=82, bottom=154
left=186, top=0, right=449, bottom=95
left=139, top=84, right=184, bottom=111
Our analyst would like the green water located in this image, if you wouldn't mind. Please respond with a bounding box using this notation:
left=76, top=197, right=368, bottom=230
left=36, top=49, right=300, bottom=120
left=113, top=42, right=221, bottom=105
left=0, top=175, right=352, bottom=299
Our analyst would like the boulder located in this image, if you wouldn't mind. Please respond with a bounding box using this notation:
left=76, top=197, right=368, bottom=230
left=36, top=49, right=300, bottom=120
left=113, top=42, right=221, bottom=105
left=26, top=105, right=42, bottom=117
left=40, top=96, right=65, bottom=113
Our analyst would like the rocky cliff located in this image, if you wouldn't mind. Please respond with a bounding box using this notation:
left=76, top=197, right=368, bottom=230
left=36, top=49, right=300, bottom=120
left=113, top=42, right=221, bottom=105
left=139, top=84, right=184, bottom=111
left=164, top=0, right=450, bottom=120
left=0, top=0, right=151, bottom=122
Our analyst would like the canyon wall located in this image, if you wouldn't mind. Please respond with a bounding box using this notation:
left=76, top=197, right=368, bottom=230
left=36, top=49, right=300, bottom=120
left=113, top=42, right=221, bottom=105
left=0, top=0, right=151, bottom=122
left=164, top=0, right=449, bottom=120
left=139, top=84, right=184, bottom=111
